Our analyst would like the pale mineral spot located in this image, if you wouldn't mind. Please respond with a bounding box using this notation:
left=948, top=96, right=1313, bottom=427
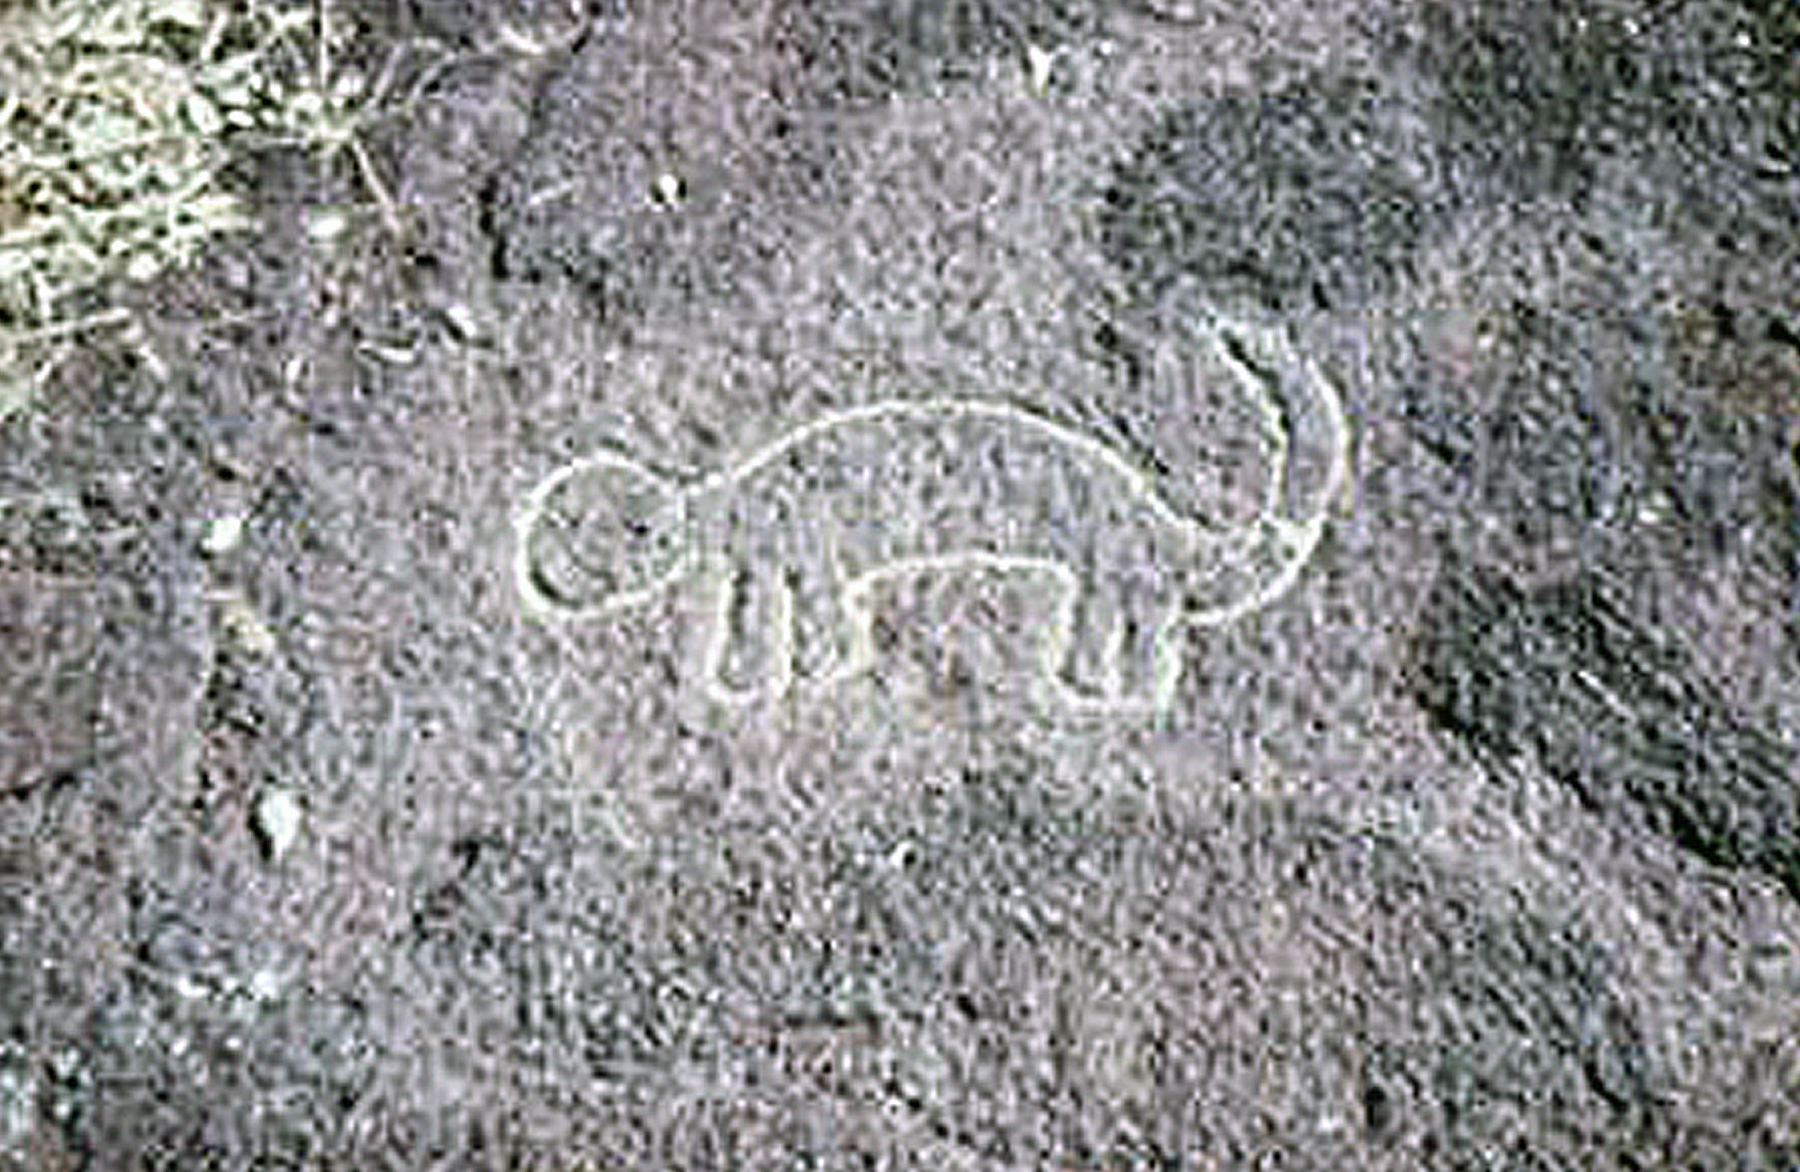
left=515, top=314, right=1350, bottom=713
left=252, top=787, right=303, bottom=863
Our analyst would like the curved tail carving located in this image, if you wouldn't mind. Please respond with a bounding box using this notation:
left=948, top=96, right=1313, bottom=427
left=1184, top=312, right=1352, bottom=629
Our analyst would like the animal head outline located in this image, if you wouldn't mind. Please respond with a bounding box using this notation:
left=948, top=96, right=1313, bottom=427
left=513, top=448, right=691, bottom=621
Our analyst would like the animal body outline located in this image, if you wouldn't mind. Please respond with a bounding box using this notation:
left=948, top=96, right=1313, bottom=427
left=514, top=314, right=1351, bottom=713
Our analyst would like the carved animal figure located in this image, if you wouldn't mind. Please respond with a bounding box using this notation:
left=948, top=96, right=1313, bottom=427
left=515, top=315, right=1349, bottom=711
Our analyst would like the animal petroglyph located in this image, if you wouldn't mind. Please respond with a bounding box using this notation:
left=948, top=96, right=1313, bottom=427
left=515, top=316, right=1350, bottom=712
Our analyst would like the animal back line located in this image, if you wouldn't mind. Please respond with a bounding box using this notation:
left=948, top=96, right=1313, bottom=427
left=690, top=397, right=1207, bottom=535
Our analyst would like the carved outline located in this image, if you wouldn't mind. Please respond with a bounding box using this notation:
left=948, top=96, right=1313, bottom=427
left=514, top=313, right=1351, bottom=713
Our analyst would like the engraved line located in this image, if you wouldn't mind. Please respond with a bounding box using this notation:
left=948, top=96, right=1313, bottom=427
left=515, top=312, right=1353, bottom=714
left=513, top=450, right=692, bottom=622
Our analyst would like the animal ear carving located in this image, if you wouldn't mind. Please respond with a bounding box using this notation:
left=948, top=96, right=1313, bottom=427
left=516, top=315, right=1350, bottom=712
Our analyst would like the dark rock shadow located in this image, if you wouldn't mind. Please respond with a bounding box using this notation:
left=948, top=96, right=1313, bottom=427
left=1381, top=0, right=1800, bottom=218
left=1097, top=73, right=1450, bottom=315
left=1412, top=557, right=1800, bottom=902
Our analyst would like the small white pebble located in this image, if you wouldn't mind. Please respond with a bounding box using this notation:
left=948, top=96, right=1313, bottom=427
left=200, top=512, right=244, bottom=556
left=440, top=301, right=481, bottom=343
left=253, top=789, right=303, bottom=863
left=221, top=595, right=278, bottom=657
left=357, top=341, right=417, bottom=366
left=1026, top=44, right=1055, bottom=94
left=125, top=253, right=163, bottom=283
left=307, top=209, right=348, bottom=244
left=133, top=337, right=170, bottom=383
left=184, top=93, right=223, bottom=136
left=653, top=172, right=685, bottom=207
left=247, top=969, right=283, bottom=1002
left=494, top=23, right=547, bottom=55
left=0, top=1063, right=35, bottom=1150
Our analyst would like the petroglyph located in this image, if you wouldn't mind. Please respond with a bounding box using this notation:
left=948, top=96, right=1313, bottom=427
left=515, top=315, right=1350, bottom=712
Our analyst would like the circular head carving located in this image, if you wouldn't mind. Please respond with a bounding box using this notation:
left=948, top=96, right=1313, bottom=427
left=515, top=452, right=688, bottom=619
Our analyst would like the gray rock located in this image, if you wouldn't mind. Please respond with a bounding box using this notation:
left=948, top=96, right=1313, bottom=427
left=1099, top=75, right=1449, bottom=313
left=1413, top=559, right=1800, bottom=899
